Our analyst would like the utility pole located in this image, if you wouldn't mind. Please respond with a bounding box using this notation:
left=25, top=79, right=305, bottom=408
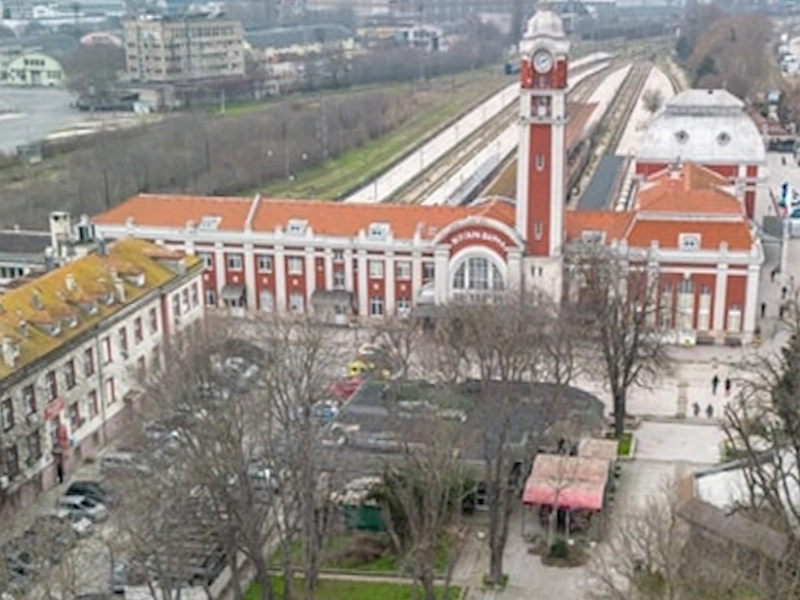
left=319, top=91, right=329, bottom=160
left=510, top=0, right=523, bottom=45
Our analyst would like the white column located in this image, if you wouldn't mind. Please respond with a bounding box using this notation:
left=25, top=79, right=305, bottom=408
left=384, top=252, right=395, bottom=315
left=324, top=249, right=333, bottom=290
left=506, top=249, right=523, bottom=291
left=550, top=117, right=566, bottom=257
left=305, top=248, right=316, bottom=311
left=411, top=252, right=423, bottom=304
left=712, top=263, right=728, bottom=335
left=357, top=249, right=368, bottom=317
left=243, top=243, right=256, bottom=310
left=213, top=242, right=225, bottom=298
left=344, top=248, right=354, bottom=292
left=274, top=244, right=286, bottom=313
left=434, top=248, right=449, bottom=304
left=742, top=263, right=761, bottom=342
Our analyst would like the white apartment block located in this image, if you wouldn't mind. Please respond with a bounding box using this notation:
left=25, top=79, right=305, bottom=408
left=0, top=238, right=204, bottom=523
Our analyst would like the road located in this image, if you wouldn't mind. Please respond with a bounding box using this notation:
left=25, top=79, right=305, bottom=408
left=0, top=87, right=82, bottom=154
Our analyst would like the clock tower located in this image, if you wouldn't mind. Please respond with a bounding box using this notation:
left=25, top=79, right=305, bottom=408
left=515, top=6, right=569, bottom=301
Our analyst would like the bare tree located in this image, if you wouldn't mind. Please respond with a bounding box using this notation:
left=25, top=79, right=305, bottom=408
left=566, top=243, right=671, bottom=438
left=641, top=88, right=664, bottom=116
left=370, top=415, right=467, bottom=600
left=371, top=316, right=422, bottom=379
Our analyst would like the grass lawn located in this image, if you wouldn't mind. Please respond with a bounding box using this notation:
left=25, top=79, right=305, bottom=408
left=617, top=433, right=633, bottom=457
left=271, top=532, right=453, bottom=575
left=245, top=578, right=461, bottom=600
left=262, top=69, right=508, bottom=200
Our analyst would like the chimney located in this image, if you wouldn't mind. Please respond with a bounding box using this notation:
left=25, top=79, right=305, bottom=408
left=19, top=320, right=28, bottom=338
left=112, top=269, right=126, bottom=303
left=1, top=337, right=17, bottom=369
left=65, top=273, right=76, bottom=292
left=97, top=236, right=107, bottom=257
left=49, top=211, right=72, bottom=258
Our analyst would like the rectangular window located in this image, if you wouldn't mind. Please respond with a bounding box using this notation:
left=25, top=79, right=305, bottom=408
left=119, top=327, right=128, bottom=355
left=535, top=153, right=545, bottom=171
left=191, top=283, right=199, bottom=307
left=26, top=431, right=41, bottom=463
left=23, top=385, right=36, bottom=415
left=149, top=308, right=159, bottom=333
left=134, top=317, right=143, bottom=344
left=198, top=252, right=214, bottom=269
left=46, top=371, right=58, bottom=401
left=368, top=260, right=384, bottom=279
left=727, top=306, right=742, bottom=332
left=698, top=288, right=711, bottom=331
left=396, top=261, right=411, bottom=281
left=84, top=347, right=95, bottom=376
left=4, top=445, right=19, bottom=479
left=105, top=378, right=116, bottom=404
left=257, top=254, right=273, bottom=273
left=679, top=233, right=701, bottom=251
left=397, top=297, right=411, bottom=317
left=152, top=344, right=162, bottom=372
left=68, top=402, right=81, bottom=430
left=333, top=270, right=345, bottom=290
left=182, top=289, right=190, bottom=312
left=287, top=257, right=303, bottom=275
left=289, top=292, right=304, bottom=313
left=369, top=296, right=384, bottom=317
left=534, top=222, right=543, bottom=240
left=227, top=253, right=243, bottom=271
left=677, top=280, right=695, bottom=332
left=660, top=284, right=673, bottom=329
left=172, top=294, right=181, bottom=317
left=422, top=262, right=435, bottom=283
left=88, top=390, right=99, bottom=419
left=101, top=337, right=112, bottom=365
left=1, top=397, right=12, bottom=432
left=259, top=290, right=274, bottom=313
left=64, top=360, right=76, bottom=390
left=206, top=290, right=217, bottom=306
left=333, top=250, right=345, bottom=263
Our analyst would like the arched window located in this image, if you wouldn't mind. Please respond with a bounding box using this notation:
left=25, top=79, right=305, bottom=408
left=452, top=257, right=504, bottom=292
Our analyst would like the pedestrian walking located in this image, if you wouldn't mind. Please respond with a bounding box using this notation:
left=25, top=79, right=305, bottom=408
left=783, top=286, right=788, bottom=300
left=706, top=404, right=714, bottom=419
left=761, top=302, right=767, bottom=318
left=780, top=304, right=786, bottom=319
left=771, top=267, right=779, bottom=282
left=56, top=461, right=64, bottom=484
left=712, top=374, right=720, bottom=395
left=692, top=402, right=700, bottom=417
left=724, top=377, right=732, bottom=397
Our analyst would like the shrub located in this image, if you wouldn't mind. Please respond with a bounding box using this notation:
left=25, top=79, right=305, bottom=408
left=549, top=539, right=569, bottom=559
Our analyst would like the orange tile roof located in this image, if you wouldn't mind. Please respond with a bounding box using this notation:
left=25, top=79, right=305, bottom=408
left=626, top=220, right=753, bottom=251
left=93, top=194, right=253, bottom=230
left=253, top=196, right=516, bottom=239
left=97, top=194, right=517, bottom=240
left=0, top=239, right=202, bottom=381
left=564, top=211, right=634, bottom=243
left=646, top=163, right=729, bottom=191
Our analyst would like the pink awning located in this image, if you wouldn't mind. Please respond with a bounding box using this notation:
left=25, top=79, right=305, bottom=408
left=521, top=454, right=611, bottom=511
left=522, top=478, right=605, bottom=511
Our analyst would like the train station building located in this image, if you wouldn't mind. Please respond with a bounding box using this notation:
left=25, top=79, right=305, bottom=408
left=91, top=8, right=764, bottom=345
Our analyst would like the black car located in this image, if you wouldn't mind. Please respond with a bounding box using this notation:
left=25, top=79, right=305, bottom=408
left=65, top=481, right=110, bottom=505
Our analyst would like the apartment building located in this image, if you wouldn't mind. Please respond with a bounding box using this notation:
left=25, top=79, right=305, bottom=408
left=124, top=16, right=245, bottom=83
left=0, top=238, right=204, bottom=523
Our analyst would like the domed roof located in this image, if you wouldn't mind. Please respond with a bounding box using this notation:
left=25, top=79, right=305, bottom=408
left=638, top=89, right=766, bottom=165
left=524, top=9, right=565, bottom=39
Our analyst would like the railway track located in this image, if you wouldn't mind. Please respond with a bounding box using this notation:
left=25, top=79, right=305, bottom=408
left=389, top=61, right=613, bottom=205
left=605, top=63, right=652, bottom=155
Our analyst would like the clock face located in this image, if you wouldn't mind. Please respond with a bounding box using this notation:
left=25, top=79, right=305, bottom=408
left=533, top=50, right=553, bottom=74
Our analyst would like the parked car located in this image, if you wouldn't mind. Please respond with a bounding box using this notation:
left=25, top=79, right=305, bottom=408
left=110, top=561, right=127, bottom=594
left=65, top=480, right=111, bottom=506
left=100, top=451, right=138, bottom=474
left=56, top=495, right=108, bottom=523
